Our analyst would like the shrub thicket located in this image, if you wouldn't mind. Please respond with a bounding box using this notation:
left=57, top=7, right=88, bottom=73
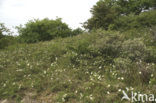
left=0, top=29, right=156, bottom=102
left=17, top=18, right=83, bottom=43
left=112, top=10, right=156, bottom=30
left=0, top=23, right=16, bottom=49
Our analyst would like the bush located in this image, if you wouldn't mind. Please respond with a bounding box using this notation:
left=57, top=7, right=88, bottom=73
left=112, top=10, right=156, bottom=30
left=0, top=23, right=16, bottom=49
left=17, top=18, right=73, bottom=43
left=0, top=23, right=9, bottom=39
left=0, top=36, right=17, bottom=49
left=121, top=38, right=148, bottom=61
left=89, top=31, right=124, bottom=63
left=71, top=28, right=83, bottom=36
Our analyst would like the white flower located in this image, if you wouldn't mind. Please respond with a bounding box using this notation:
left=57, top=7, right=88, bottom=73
left=89, top=94, right=94, bottom=101
left=107, top=84, right=110, bottom=88
left=121, top=77, right=124, bottom=80
left=98, top=76, right=101, bottom=80
left=13, top=82, right=15, bottom=85
left=90, top=77, right=94, bottom=81
left=130, top=87, right=134, bottom=91
left=63, top=94, right=67, bottom=97
left=99, top=66, right=102, bottom=69
left=118, top=89, right=121, bottom=92
left=107, top=91, right=110, bottom=94
left=85, top=71, right=89, bottom=74
left=151, top=74, right=154, bottom=77
left=44, top=71, right=47, bottom=74
left=51, top=63, right=54, bottom=66
left=62, top=98, right=65, bottom=102
left=126, top=87, right=129, bottom=91
left=139, top=72, right=142, bottom=74
left=118, top=77, right=121, bottom=80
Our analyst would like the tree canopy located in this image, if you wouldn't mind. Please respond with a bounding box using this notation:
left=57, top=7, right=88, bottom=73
left=0, top=23, right=10, bottom=39
left=84, top=0, right=156, bottom=30
left=0, top=23, right=16, bottom=49
left=17, top=18, right=83, bottom=43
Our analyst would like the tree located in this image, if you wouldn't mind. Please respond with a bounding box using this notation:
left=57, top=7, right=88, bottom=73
left=112, top=10, right=156, bottom=30
left=116, top=0, right=156, bottom=15
left=0, top=23, right=16, bottom=49
left=83, top=0, right=119, bottom=30
left=17, top=18, right=73, bottom=43
left=84, top=0, right=156, bottom=31
left=72, top=28, right=83, bottom=36
left=0, top=23, right=10, bottom=39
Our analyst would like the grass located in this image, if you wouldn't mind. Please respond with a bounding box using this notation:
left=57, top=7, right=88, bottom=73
left=0, top=29, right=156, bottom=103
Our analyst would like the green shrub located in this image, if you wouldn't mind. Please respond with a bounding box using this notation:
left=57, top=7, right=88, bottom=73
left=16, top=18, right=73, bottom=43
left=71, top=28, right=83, bottom=36
left=0, top=29, right=156, bottom=102
left=121, top=38, right=148, bottom=61
left=150, top=26, right=156, bottom=43
left=84, top=0, right=156, bottom=31
left=112, top=10, right=156, bottom=30
left=0, top=23, right=17, bottom=49
left=89, top=31, right=124, bottom=63
left=0, top=23, right=10, bottom=39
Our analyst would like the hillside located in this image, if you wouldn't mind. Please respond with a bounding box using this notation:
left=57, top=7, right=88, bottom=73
left=0, top=29, right=156, bottom=103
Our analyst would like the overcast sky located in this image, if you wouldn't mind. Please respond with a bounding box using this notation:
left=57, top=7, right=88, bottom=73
left=0, top=0, right=98, bottom=35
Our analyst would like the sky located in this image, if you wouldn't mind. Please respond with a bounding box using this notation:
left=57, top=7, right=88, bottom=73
left=0, top=0, right=98, bottom=35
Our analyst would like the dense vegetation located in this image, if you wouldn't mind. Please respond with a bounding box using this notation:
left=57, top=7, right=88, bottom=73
left=84, top=0, right=156, bottom=30
left=0, top=23, right=17, bottom=49
left=16, top=18, right=83, bottom=43
left=0, top=0, right=156, bottom=102
left=0, top=29, right=156, bottom=102
left=0, top=18, right=83, bottom=49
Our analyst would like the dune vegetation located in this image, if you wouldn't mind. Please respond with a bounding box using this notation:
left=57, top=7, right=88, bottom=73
left=0, top=0, right=156, bottom=102
left=0, top=28, right=156, bottom=102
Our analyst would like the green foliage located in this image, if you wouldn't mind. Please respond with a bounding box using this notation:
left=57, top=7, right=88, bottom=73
left=121, top=38, right=147, bottom=61
left=17, top=18, right=73, bottom=43
left=84, top=0, right=156, bottom=31
left=0, top=23, right=10, bottom=39
left=0, top=29, right=156, bottom=102
left=116, top=0, right=156, bottom=15
left=112, top=10, right=156, bottom=30
left=0, top=36, right=17, bottom=49
left=0, top=23, right=16, bottom=49
left=83, top=0, right=119, bottom=30
left=71, top=28, right=83, bottom=36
